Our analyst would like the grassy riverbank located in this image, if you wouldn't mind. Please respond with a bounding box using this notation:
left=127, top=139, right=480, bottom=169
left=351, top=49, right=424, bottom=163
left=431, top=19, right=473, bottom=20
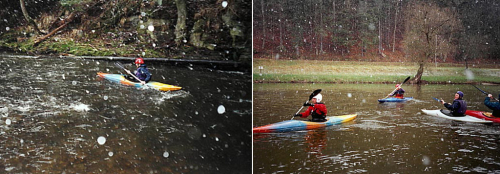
left=253, top=59, right=500, bottom=84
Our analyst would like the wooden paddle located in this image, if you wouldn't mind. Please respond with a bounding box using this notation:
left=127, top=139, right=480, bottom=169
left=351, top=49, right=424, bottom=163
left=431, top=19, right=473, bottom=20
left=292, top=89, right=322, bottom=120
left=114, top=62, right=145, bottom=85
left=383, top=76, right=411, bottom=99
left=472, top=85, right=499, bottom=101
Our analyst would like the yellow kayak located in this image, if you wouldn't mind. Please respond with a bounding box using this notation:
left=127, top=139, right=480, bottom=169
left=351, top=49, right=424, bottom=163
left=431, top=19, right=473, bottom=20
left=97, top=72, right=182, bottom=91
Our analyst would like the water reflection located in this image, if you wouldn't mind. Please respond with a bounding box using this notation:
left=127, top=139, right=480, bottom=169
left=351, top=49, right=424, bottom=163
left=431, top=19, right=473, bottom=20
left=378, top=102, right=406, bottom=110
left=304, top=130, right=327, bottom=157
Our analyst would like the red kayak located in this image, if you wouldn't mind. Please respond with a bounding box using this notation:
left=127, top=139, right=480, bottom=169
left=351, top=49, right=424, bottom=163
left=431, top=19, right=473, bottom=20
left=465, top=110, right=500, bottom=123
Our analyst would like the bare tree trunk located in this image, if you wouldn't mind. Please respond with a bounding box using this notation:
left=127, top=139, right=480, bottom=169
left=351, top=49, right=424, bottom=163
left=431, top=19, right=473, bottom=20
left=332, top=1, right=336, bottom=53
left=392, top=0, right=399, bottom=52
left=319, top=0, right=323, bottom=54
left=261, top=0, right=265, bottom=49
left=20, top=0, right=43, bottom=35
left=278, top=2, right=283, bottom=52
left=361, top=41, right=364, bottom=57
left=174, top=0, right=187, bottom=45
left=412, top=60, right=425, bottom=84
left=464, top=55, right=469, bottom=69
left=378, top=20, right=382, bottom=55
left=435, top=34, right=438, bottom=67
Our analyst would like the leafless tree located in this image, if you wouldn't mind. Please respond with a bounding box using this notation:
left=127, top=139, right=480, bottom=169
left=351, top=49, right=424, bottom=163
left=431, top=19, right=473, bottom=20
left=402, top=2, right=462, bottom=84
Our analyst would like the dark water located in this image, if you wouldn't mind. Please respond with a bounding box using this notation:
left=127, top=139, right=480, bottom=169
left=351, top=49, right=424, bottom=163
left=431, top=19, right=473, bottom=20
left=254, top=83, right=500, bottom=173
left=0, top=56, right=251, bottom=173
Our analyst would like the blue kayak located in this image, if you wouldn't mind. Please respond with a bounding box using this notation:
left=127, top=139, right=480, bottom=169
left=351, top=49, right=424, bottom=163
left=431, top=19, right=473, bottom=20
left=378, top=97, right=413, bottom=103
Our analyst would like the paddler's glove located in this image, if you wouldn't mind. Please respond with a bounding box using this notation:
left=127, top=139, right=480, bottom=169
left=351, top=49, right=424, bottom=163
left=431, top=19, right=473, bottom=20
left=303, top=102, right=314, bottom=107
left=294, top=114, right=302, bottom=117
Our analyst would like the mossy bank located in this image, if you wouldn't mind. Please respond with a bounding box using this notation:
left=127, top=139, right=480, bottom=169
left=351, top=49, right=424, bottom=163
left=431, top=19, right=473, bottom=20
left=0, top=0, right=251, bottom=65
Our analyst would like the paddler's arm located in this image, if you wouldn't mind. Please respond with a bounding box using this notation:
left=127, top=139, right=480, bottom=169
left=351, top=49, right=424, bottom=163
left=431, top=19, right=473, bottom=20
left=295, top=106, right=313, bottom=118
left=143, top=69, right=152, bottom=82
left=485, top=94, right=500, bottom=110
left=441, top=100, right=452, bottom=109
left=443, top=100, right=459, bottom=111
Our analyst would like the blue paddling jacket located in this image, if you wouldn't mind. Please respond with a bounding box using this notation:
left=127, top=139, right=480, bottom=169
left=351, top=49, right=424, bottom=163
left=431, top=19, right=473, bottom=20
left=392, top=88, right=405, bottom=98
left=444, top=99, right=467, bottom=116
left=484, top=97, right=500, bottom=117
left=135, top=64, right=152, bottom=82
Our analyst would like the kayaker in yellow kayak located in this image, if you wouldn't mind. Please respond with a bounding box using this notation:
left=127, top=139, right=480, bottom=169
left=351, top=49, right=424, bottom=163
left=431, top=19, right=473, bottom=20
left=124, top=57, right=152, bottom=85
left=294, top=94, right=328, bottom=122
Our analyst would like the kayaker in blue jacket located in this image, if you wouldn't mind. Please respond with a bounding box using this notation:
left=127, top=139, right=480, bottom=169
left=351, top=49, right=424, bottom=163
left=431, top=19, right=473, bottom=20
left=125, top=57, right=152, bottom=85
left=441, top=91, right=467, bottom=116
left=389, top=84, right=405, bottom=99
left=484, top=94, right=500, bottom=117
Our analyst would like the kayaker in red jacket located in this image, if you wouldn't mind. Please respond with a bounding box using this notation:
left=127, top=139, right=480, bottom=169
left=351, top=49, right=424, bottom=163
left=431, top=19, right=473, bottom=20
left=294, top=94, right=328, bottom=122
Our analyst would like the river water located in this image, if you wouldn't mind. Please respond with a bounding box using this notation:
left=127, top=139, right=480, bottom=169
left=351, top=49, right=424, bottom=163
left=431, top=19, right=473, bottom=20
left=254, top=83, right=500, bottom=173
left=0, top=55, right=252, bottom=173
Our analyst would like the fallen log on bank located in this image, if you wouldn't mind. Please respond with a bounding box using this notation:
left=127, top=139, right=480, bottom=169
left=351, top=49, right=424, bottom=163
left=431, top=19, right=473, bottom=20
left=34, top=12, right=77, bottom=46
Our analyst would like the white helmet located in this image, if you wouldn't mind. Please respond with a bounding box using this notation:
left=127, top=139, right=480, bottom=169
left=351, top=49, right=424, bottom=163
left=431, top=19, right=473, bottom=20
left=313, top=93, right=322, bottom=102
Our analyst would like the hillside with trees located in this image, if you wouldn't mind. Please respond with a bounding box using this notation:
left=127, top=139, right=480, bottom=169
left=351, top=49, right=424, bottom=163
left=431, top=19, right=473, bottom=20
left=254, top=0, right=500, bottom=62
left=0, top=0, right=251, bottom=63
left=253, top=0, right=500, bottom=83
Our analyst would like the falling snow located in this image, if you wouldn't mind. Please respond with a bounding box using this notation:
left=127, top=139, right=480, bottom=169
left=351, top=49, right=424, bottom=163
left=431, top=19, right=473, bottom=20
left=97, top=136, right=106, bottom=145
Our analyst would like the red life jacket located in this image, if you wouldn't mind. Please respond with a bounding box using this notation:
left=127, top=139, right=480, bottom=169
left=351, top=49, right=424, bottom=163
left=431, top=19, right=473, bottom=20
left=300, top=103, right=327, bottom=120
left=394, top=89, right=405, bottom=99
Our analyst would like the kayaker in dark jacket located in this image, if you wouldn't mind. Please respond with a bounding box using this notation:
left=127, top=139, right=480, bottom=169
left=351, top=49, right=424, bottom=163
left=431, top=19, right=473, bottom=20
left=484, top=94, right=500, bottom=117
left=125, top=57, right=152, bottom=85
left=441, top=91, right=467, bottom=116
left=294, top=94, right=328, bottom=122
left=389, top=84, right=405, bottom=99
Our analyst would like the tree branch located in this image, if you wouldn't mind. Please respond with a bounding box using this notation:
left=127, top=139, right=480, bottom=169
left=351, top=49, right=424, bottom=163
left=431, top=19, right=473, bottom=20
left=33, top=12, right=77, bottom=46
left=20, top=0, right=45, bottom=35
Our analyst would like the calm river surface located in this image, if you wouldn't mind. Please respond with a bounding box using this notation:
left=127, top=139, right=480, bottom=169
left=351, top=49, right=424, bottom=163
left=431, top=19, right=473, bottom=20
left=0, top=55, right=251, bottom=173
left=254, top=83, right=500, bottom=173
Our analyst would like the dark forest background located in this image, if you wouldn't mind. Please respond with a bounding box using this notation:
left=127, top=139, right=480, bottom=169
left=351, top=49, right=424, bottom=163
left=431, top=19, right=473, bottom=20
left=253, top=0, right=500, bottom=64
left=0, top=0, right=251, bottom=63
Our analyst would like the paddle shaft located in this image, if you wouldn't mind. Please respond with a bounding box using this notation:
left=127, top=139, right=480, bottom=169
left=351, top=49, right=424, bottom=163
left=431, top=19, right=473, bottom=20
left=385, top=76, right=411, bottom=99
left=472, top=85, right=499, bottom=101
left=432, top=97, right=440, bottom=102
left=292, top=102, right=307, bottom=120
left=114, top=62, right=145, bottom=84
